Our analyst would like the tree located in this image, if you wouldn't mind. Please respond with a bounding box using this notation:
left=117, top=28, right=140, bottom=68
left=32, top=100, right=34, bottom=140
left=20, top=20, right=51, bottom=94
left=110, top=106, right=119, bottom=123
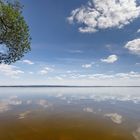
left=0, top=0, right=31, bottom=64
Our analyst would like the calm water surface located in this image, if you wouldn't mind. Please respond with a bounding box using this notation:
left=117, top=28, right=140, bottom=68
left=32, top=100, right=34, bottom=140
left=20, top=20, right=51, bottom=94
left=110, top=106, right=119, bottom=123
left=0, top=87, right=140, bottom=140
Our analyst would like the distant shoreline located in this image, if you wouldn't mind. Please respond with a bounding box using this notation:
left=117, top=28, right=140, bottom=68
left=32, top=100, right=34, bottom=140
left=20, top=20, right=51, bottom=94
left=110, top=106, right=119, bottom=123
left=0, top=85, right=140, bottom=88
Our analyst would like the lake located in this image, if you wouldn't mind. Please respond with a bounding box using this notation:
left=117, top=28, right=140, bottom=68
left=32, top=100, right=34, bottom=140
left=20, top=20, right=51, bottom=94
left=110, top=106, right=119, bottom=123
left=0, top=87, right=140, bottom=140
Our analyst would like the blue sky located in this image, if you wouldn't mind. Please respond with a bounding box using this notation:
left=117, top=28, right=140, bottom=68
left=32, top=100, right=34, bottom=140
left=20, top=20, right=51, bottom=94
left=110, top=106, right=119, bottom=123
left=0, top=0, right=140, bottom=86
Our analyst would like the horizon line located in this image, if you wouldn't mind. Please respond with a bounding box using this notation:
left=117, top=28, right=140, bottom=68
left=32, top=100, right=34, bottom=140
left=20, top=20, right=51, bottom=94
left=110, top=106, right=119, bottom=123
left=0, top=85, right=140, bottom=87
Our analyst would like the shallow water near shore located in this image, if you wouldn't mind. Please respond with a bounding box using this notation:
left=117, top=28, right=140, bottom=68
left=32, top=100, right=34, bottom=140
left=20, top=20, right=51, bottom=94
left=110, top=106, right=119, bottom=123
left=0, top=87, right=140, bottom=140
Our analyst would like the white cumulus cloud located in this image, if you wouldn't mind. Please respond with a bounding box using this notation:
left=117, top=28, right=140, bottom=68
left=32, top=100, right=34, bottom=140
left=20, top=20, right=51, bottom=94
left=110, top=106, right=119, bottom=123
left=68, top=0, right=140, bottom=33
left=82, top=63, right=92, bottom=68
left=137, top=29, right=140, bottom=33
left=0, top=64, right=24, bottom=78
left=39, top=67, right=54, bottom=75
left=22, top=60, right=34, bottom=65
left=124, top=38, right=140, bottom=55
left=101, top=55, right=118, bottom=63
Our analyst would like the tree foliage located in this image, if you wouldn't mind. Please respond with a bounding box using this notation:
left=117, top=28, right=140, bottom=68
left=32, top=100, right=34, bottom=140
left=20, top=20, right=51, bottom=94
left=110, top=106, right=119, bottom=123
left=0, top=0, right=31, bottom=64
